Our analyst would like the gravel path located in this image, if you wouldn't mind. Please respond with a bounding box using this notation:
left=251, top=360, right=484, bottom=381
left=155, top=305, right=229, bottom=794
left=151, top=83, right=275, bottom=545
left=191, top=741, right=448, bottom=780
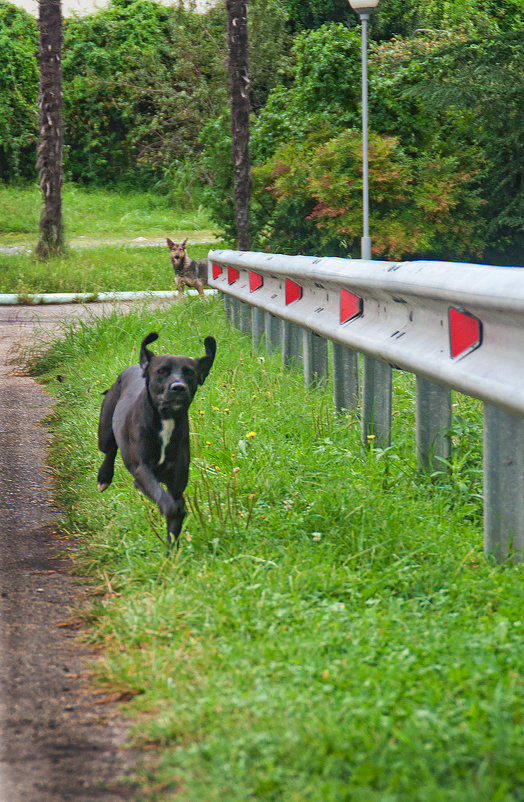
left=0, top=303, right=157, bottom=801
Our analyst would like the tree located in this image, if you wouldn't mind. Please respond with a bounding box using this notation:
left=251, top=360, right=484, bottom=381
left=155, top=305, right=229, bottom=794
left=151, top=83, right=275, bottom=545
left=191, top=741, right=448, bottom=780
left=226, top=0, right=251, bottom=250
left=36, top=0, right=64, bottom=259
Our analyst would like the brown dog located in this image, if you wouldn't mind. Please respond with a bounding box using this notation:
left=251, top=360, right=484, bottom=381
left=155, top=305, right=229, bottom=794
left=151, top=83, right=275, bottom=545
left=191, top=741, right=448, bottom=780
left=167, top=238, right=208, bottom=300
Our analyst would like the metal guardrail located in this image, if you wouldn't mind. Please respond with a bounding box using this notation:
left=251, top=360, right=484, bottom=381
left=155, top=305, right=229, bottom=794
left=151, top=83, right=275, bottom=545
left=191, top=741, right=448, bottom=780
left=208, top=249, right=524, bottom=564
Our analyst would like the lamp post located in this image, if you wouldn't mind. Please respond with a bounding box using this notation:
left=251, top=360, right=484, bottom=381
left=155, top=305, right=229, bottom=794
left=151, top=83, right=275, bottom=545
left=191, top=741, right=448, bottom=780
left=348, top=0, right=380, bottom=260
left=348, top=1, right=391, bottom=450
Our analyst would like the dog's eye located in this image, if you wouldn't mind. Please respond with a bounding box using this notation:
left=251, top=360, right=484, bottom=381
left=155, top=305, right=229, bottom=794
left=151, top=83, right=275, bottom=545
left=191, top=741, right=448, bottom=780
left=182, top=366, right=196, bottom=380
left=156, top=366, right=171, bottom=377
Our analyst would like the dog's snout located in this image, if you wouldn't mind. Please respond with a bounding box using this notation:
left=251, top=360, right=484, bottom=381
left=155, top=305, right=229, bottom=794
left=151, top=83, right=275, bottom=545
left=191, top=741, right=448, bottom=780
left=169, top=381, right=187, bottom=394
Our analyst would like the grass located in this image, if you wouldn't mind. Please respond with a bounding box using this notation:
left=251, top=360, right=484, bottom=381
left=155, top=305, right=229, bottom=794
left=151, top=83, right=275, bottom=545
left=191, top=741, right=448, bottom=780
left=0, top=244, right=202, bottom=294
left=0, top=183, right=214, bottom=241
left=0, top=183, right=218, bottom=293
left=29, top=298, right=524, bottom=802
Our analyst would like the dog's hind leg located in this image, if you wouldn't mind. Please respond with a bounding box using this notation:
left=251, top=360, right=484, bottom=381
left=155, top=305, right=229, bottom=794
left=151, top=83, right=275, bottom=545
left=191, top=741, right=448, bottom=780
left=97, top=382, right=121, bottom=491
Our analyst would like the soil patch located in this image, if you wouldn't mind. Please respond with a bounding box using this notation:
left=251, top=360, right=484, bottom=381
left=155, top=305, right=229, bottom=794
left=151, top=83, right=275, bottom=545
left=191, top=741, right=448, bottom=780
left=0, top=304, right=150, bottom=801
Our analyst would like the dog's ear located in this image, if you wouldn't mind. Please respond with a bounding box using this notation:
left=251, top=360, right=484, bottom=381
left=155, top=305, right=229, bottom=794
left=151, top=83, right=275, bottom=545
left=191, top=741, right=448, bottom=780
left=140, top=332, right=159, bottom=372
left=166, top=238, right=175, bottom=250
left=181, top=238, right=188, bottom=248
left=197, top=336, right=216, bottom=385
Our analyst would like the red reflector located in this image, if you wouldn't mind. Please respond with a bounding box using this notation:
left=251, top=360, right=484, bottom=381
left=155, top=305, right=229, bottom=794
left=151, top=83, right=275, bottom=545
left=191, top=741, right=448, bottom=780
left=228, top=266, right=240, bottom=284
left=286, top=279, right=302, bottom=305
left=340, top=289, right=362, bottom=324
left=250, top=272, right=263, bottom=292
left=449, top=307, right=482, bottom=358
left=212, top=263, right=222, bottom=280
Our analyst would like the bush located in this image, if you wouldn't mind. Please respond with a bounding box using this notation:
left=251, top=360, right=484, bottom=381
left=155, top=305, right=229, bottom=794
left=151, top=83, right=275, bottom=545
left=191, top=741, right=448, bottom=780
left=407, top=31, right=524, bottom=265
left=250, top=24, right=486, bottom=260
left=254, top=128, right=484, bottom=259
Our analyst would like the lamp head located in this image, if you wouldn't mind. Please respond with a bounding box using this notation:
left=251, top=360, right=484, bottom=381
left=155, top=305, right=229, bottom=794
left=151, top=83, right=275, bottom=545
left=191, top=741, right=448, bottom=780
left=348, top=0, right=380, bottom=16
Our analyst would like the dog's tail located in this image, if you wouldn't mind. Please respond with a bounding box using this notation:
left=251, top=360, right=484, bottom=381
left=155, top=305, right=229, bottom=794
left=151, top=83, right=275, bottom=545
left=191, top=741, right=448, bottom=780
left=198, top=336, right=217, bottom=385
left=140, top=332, right=159, bottom=370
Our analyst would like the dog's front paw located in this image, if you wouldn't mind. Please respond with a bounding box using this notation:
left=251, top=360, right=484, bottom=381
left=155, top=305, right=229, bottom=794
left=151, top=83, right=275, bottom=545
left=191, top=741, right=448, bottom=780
left=97, top=481, right=110, bottom=492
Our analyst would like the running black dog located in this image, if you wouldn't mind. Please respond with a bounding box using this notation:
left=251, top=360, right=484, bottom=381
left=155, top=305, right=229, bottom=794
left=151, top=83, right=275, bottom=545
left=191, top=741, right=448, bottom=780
left=97, top=332, right=216, bottom=553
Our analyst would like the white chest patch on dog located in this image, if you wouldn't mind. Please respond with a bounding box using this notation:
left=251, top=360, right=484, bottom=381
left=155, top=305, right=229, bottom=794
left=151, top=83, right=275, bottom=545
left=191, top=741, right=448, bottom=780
left=158, top=419, right=175, bottom=465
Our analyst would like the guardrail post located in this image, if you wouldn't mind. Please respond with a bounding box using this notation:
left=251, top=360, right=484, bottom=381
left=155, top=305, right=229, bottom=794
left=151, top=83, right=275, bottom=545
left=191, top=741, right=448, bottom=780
left=230, top=297, right=241, bottom=328
left=252, top=306, right=265, bottom=349
left=303, top=331, right=329, bottom=386
left=223, top=293, right=232, bottom=319
left=361, top=356, right=392, bottom=447
left=333, top=343, right=359, bottom=413
left=416, top=377, right=451, bottom=472
left=265, top=313, right=282, bottom=354
left=282, top=320, right=303, bottom=368
left=484, top=404, right=524, bottom=563
left=239, top=300, right=252, bottom=336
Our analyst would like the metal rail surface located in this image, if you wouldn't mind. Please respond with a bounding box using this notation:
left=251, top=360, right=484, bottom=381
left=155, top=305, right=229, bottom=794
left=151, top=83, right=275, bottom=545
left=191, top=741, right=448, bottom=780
left=208, top=249, right=524, bottom=563
left=208, top=250, right=524, bottom=417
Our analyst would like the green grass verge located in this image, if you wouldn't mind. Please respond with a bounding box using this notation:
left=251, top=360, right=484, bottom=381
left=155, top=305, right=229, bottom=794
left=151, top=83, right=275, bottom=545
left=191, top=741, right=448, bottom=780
left=30, top=299, right=524, bottom=801
left=0, top=243, right=215, bottom=295
left=0, top=183, right=218, bottom=293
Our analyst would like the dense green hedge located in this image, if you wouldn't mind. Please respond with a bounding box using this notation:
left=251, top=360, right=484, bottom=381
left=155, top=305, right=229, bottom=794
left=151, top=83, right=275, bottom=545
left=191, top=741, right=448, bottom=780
left=62, top=0, right=227, bottom=190
left=0, top=2, right=38, bottom=180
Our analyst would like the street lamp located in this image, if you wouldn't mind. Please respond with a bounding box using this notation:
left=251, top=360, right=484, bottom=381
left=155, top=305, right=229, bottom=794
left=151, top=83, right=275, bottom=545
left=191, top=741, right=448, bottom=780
left=348, top=0, right=380, bottom=260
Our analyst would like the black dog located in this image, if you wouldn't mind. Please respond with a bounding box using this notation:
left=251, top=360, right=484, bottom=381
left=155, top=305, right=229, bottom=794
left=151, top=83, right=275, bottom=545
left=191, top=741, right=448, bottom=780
left=97, top=332, right=216, bottom=553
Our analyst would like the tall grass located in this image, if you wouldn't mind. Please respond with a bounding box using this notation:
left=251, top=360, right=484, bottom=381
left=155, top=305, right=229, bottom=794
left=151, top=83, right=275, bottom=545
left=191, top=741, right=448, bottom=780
left=0, top=183, right=213, bottom=240
left=30, top=299, right=524, bottom=801
left=0, top=244, right=204, bottom=294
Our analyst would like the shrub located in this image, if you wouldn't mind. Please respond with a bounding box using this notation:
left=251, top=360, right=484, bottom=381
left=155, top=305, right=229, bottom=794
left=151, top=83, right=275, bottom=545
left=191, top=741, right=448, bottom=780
left=254, top=128, right=485, bottom=259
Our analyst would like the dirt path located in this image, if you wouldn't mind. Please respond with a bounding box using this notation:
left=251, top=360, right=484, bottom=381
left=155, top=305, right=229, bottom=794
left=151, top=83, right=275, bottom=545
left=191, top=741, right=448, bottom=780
left=0, top=303, right=158, bottom=801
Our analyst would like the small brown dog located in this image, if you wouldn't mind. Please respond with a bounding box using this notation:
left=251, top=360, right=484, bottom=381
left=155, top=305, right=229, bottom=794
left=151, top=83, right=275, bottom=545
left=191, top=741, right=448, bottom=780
left=167, top=238, right=208, bottom=300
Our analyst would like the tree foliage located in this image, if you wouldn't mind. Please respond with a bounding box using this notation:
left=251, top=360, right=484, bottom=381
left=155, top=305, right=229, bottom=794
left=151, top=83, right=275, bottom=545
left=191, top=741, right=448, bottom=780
left=408, top=31, right=524, bottom=263
left=249, top=23, right=486, bottom=260
left=0, top=2, right=38, bottom=180
left=281, top=0, right=352, bottom=35
left=372, top=0, right=522, bottom=40
left=275, top=0, right=522, bottom=39
left=248, top=20, right=523, bottom=262
left=251, top=24, right=362, bottom=164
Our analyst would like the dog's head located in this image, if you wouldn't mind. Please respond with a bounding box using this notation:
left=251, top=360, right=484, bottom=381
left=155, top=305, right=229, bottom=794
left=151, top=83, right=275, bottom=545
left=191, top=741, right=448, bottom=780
left=140, top=332, right=216, bottom=417
left=167, top=238, right=188, bottom=272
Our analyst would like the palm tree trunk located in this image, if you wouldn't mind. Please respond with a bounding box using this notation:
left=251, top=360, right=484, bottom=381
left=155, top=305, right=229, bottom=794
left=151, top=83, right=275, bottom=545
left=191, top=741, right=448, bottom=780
left=226, top=0, right=251, bottom=251
left=36, top=0, right=64, bottom=259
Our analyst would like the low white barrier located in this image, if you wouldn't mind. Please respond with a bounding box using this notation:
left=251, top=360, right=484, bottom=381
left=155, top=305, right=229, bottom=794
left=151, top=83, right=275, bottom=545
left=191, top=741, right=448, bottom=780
left=0, top=289, right=217, bottom=304
left=208, top=249, right=524, bottom=563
